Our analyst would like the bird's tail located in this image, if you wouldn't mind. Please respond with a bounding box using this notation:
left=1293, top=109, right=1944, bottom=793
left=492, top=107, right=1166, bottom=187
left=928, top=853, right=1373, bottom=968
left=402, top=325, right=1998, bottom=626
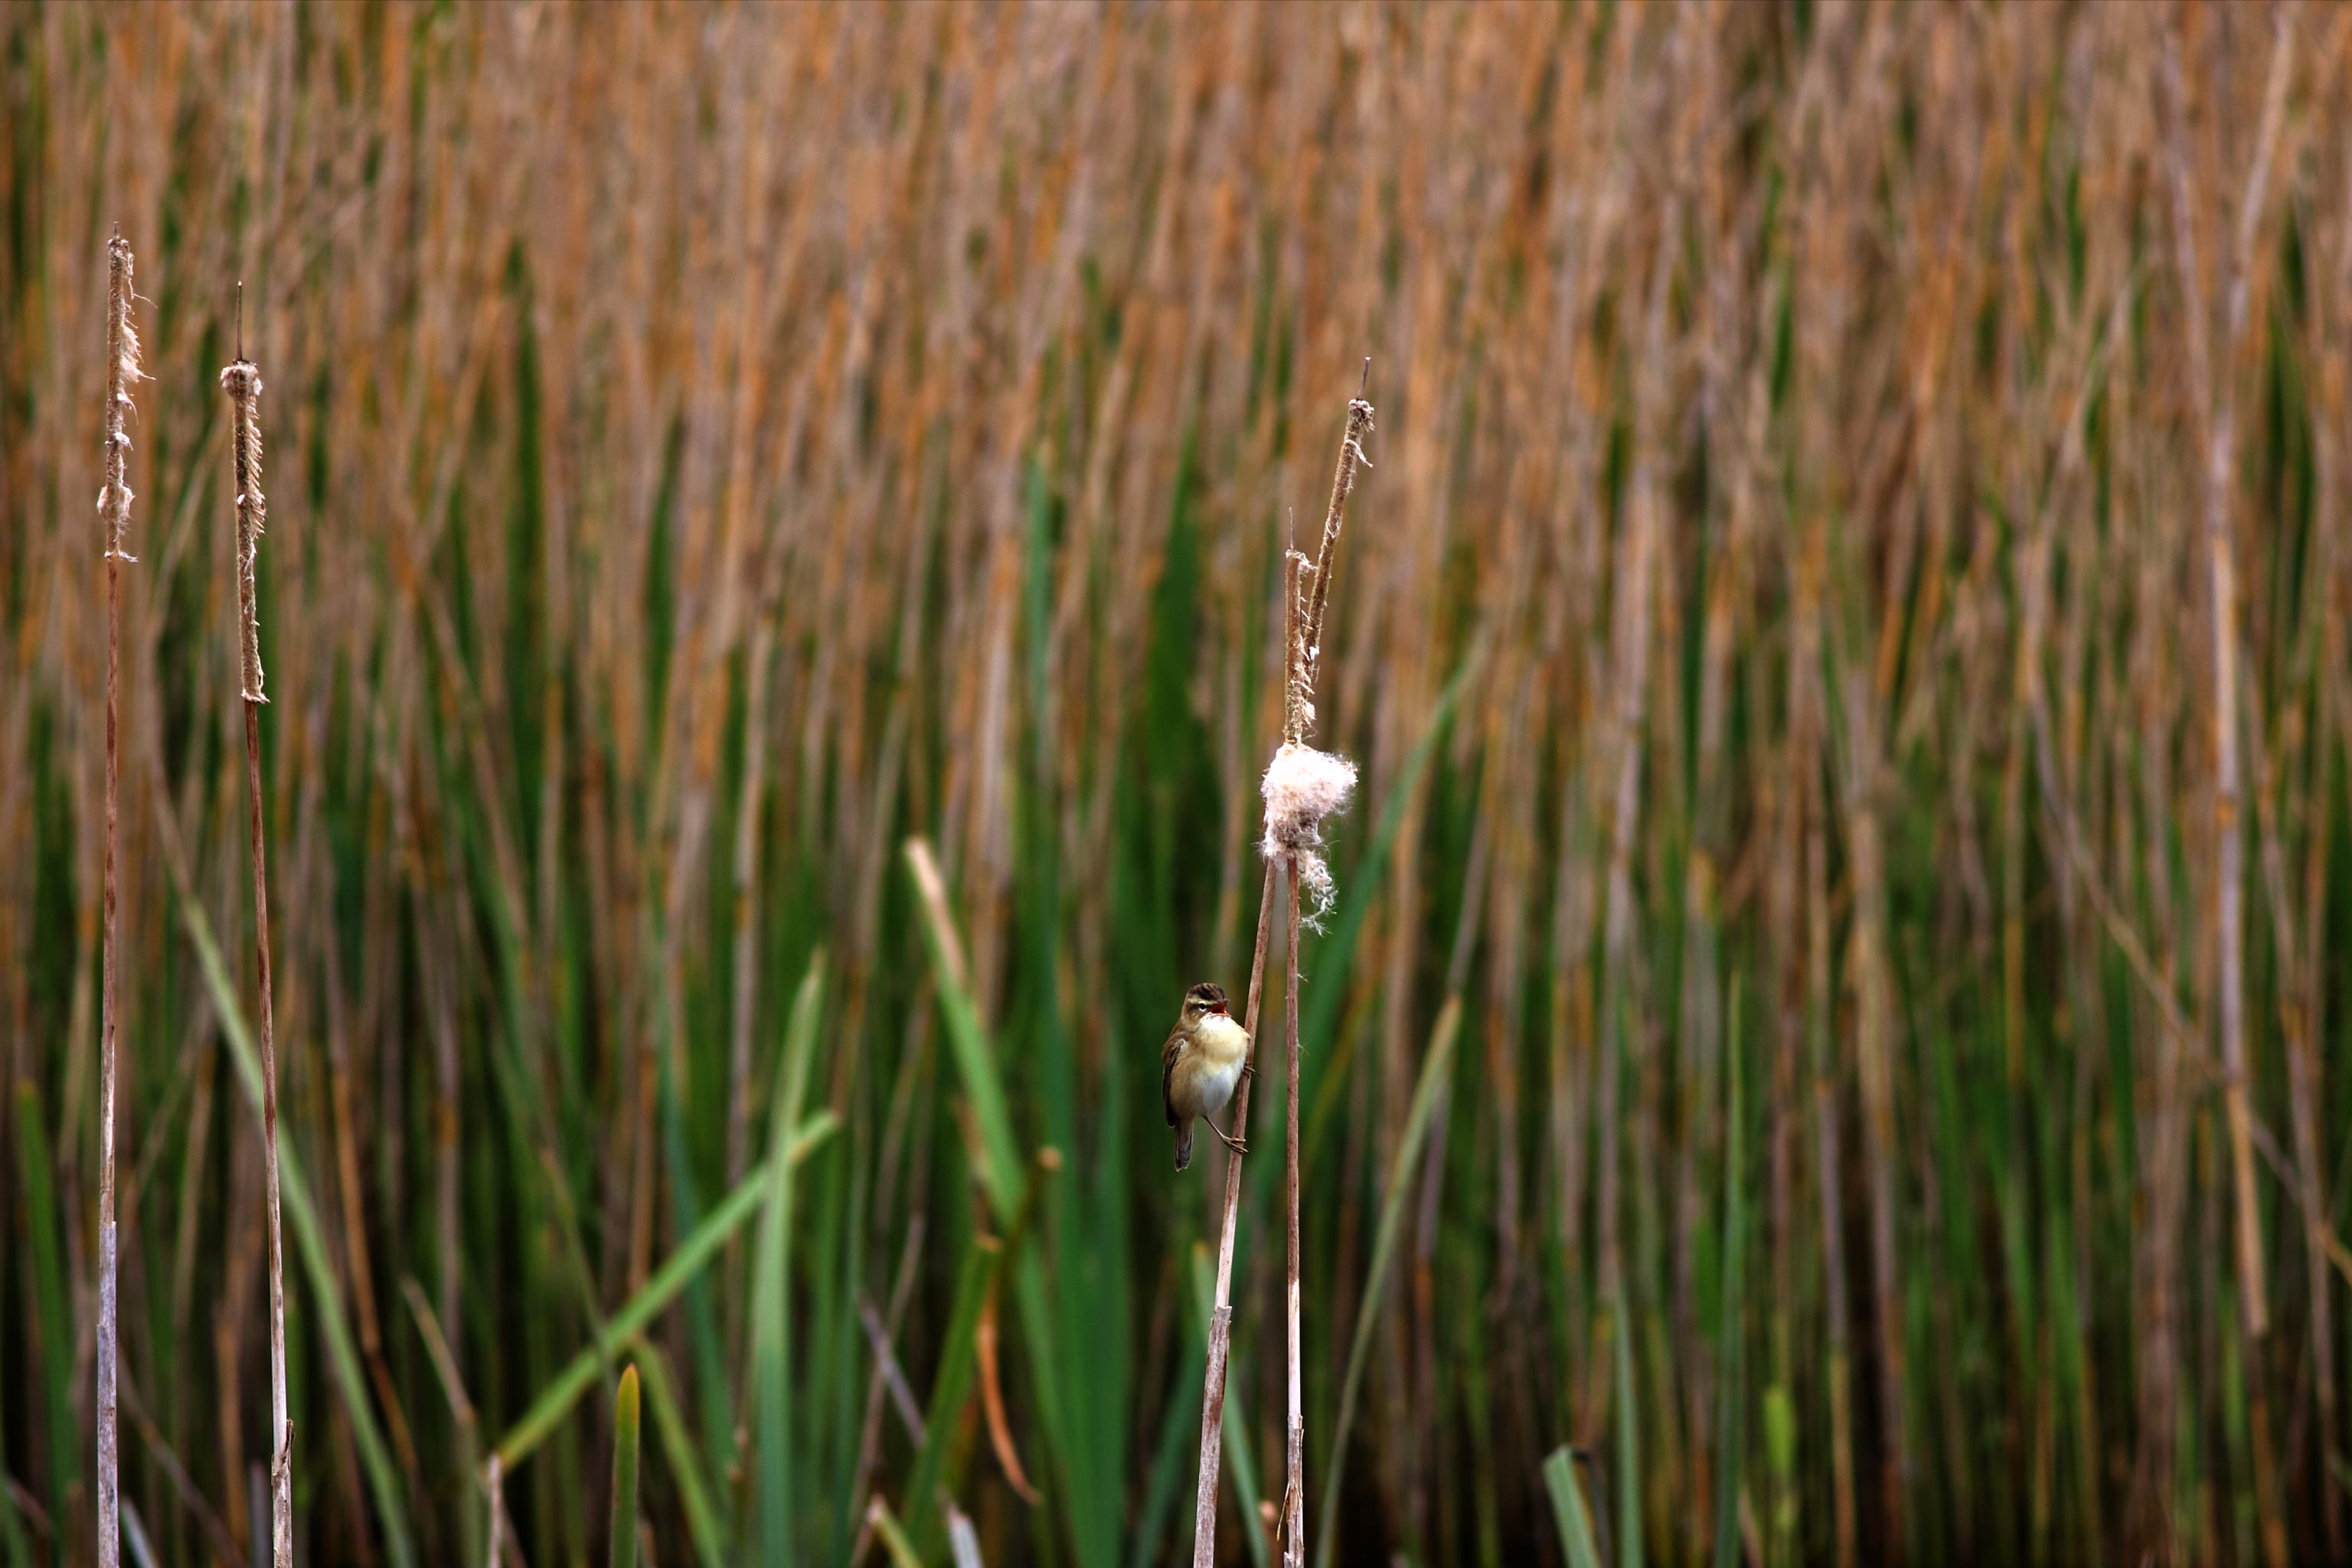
left=1174, top=1123, right=1194, bottom=1171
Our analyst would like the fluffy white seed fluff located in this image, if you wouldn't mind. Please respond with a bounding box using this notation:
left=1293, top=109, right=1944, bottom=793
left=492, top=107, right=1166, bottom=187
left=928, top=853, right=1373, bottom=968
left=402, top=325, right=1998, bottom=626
left=1261, top=742, right=1359, bottom=929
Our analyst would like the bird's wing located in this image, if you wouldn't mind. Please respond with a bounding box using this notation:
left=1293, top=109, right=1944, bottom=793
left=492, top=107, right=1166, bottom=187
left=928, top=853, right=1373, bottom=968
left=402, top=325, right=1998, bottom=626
left=1161, top=1027, right=1189, bottom=1128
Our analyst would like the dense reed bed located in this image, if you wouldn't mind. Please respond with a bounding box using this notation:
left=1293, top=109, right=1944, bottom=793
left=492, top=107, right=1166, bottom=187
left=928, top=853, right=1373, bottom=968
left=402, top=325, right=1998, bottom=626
left=5, top=4, right=2351, bottom=1564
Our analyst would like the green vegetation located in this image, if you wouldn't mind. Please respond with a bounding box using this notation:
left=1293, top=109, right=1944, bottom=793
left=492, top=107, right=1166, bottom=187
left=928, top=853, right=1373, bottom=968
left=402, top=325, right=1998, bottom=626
left=3, top=5, right=2350, bottom=1566
left=609, top=1366, right=641, bottom=1568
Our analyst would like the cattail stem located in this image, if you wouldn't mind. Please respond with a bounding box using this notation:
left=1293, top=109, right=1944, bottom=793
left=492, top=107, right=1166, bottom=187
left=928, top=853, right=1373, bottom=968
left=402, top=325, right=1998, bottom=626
left=1280, top=860, right=1305, bottom=1568
left=2156, top=24, right=2296, bottom=1568
left=1195, top=369, right=1371, bottom=1565
left=2161, top=20, right=2296, bottom=1566
left=223, top=305, right=289, bottom=1567
left=1190, top=853, right=1280, bottom=1568
left=96, top=222, right=139, bottom=1568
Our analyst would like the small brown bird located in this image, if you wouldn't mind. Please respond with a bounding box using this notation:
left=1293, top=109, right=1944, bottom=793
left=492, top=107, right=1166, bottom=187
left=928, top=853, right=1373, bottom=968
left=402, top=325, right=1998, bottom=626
left=1162, top=982, right=1250, bottom=1171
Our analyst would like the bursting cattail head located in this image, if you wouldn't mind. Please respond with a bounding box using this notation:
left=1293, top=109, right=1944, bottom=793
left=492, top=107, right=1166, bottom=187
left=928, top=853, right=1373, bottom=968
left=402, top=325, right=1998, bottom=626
left=1265, top=373, right=1372, bottom=929
left=1261, top=741, right=1359, bottom=930
left=221, top=348, right=268, bottom=704
left=101, top=230, right=141, bottom=564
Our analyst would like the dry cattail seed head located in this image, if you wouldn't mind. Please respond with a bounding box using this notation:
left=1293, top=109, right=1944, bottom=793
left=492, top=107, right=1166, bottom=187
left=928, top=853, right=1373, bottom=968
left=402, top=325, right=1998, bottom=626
left=221, top=354, right=269, bottom=704
left=102, top=230, right=141, bottom=564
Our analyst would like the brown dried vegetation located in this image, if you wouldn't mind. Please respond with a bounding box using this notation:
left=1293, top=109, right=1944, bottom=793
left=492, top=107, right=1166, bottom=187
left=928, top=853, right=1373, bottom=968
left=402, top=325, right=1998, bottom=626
left=3, top=5, right=2351, bottom=1566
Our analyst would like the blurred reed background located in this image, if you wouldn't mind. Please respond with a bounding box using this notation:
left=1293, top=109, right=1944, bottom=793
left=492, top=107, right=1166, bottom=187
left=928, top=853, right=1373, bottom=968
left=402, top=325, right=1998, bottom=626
left=5, top=2, right=2351, bottom=1565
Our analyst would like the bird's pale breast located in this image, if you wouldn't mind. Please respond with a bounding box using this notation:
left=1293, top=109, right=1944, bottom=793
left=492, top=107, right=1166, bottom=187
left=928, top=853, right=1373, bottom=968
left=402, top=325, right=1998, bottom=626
left=1170, top=1014, right=1248, bottom=1119
left=1171, top=1050, right=1244, bottom=1119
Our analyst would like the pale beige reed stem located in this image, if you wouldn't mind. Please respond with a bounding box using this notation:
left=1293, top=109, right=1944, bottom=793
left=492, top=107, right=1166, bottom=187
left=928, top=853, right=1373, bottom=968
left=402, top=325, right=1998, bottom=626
left=2161, top=19, right=2298, bottom=1565
left=1193, top=369, right=1372, bottom=1568
left=1189, top=764, right=1281, bottom=1567
left=96, top=220, right=141, bottom=1568
left=1279, top=866, right=1305, bottom=1568
left=222, top=298, right=291, bottom=1568
left=1279, top=374, right=1370, bottom=1568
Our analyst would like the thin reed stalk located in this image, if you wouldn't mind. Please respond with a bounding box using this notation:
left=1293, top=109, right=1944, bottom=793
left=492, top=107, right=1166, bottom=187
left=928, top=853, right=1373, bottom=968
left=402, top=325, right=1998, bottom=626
left=1193, top=369, right=1372, bottom=1566
left=1280, top=869, right=1304, bottom=1568
left=1189, top=862, right=1278, bottom=1565
left=95, top=220, right=140, bottom=1568
left=222, top=290, right=290, bottom=1568
left=2161, top=21, right=2296, bottom=1564
left=486, top=1454, right=508, bottom=1568
left=1279, top=373, right=1372, bottom=1567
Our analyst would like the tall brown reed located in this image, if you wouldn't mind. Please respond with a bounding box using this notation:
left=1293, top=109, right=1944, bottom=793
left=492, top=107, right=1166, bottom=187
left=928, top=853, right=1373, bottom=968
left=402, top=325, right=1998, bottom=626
left=221, top=290, right=289, bottom=1568
left=11, top=8, right=2352, bottom=1563
left=1279, top=872, right=1305, bottom=1568
left=1189, top=859, right=1277, bottom=1566
left=95, top=220, right=139, bottom=1568
left=1278, top=377, right=1372, bottom=1566
left=2161, top=21, right=2297, bottom=1563
left=1192, top=373, right=1372, bottom=1566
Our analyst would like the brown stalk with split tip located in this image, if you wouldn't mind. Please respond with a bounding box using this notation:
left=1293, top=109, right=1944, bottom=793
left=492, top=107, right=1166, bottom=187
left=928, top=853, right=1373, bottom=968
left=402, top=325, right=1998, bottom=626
left=1193, top=364, right=1373, bottom=1568
left=96, top=221, right=139, bottom=1568
left=223, top=285, right=292, bottom=1568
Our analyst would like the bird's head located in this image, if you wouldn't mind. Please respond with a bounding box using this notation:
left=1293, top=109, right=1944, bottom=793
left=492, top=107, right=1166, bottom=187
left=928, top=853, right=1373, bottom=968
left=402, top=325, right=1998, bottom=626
left=1184, top=982, right=1231, bottom=1022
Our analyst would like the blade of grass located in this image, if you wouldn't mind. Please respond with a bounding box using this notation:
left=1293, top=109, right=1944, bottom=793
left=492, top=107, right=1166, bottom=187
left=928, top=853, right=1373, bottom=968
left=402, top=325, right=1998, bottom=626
left=1544, top=1447, right=1605, bottom=1568
left=11, top=1085, right=77, bottom=1530
left=1021, top=452, right=1120, bottom=1568
left=0, top=1421, right=27, bottom=1568
left=658, top=1022, right=733, bottom=1488
left=491, top=1108, right=841, bottom=1468
left=947, top=1504, right=986, bottom=1568
left=904, top=841, right=1021, bottom=1219
left=608, top=1366, right=641, bottom=1568
left=903, top=1236, right=1004, bottom=1549
left=866, top=1498, right=924, bottom=1568
left=905, top=841, right=1084, bottom=1556
left=819, top=1126, right=871, bottom=1567
left=1312, top=995, right=1461, bottom=1568
left=1616, top=1281, right=1641, bottom=1568
left=752, top=951, right=825, bottom=1558
left=169, top=877, right=417, bottom=1568
left=903, top=1149, right=1059, bottom=1553
left=400, top=1277, right=485, bottom=1568
left=622, top=1338, right=727, bottom=1568
left=119, top=1500, right=155, bottom=1568
left=1713, top=978, right=1743, bottom=1568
